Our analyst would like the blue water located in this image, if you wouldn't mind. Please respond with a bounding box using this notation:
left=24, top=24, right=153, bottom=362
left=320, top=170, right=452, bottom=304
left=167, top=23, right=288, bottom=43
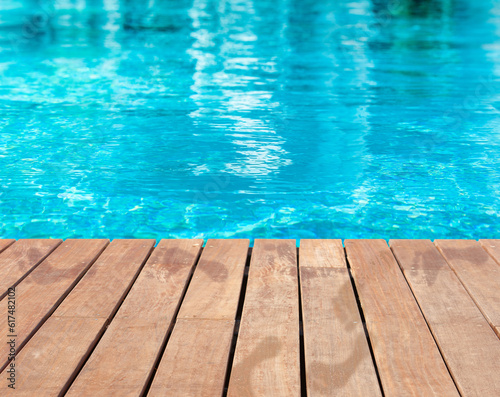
left=1, top=0, right=500, bottom=240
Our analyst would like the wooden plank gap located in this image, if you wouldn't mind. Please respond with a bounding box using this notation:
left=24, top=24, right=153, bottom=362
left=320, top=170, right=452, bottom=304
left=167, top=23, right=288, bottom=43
left=389, top=240, right=461, bottom=394
left=296, top=250, right=308, bottom=397
left=147, top=240, right=248, bottom=396
left=392, top=239, right=500, bottom=395
left=65, top=239, right=203, bottom=396
left=131, top=241, right=204, bottom=397
left=0, top=239, right=15, bottom=254
left=345, top=257, right=385, bottom=397
left=222, top=249, right=251, bottom=397
left=24, top=239, right=155, bottom=397
left=0, top=239, right=109, bottom=373
left=479, top=239, right=500, bottom=266
left=436, top=240, right=500, bottom=337
left=346, top=240, right=458, bottom=396
left=227, top=239, right=300, bottom=397
left=0, top=239, right=63, bottom=300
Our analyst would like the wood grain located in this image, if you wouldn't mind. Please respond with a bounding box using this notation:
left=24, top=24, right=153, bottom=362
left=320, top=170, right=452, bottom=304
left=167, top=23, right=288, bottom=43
left=12, top=317, right=107, bottom=397
left=2, top=237, right=499, bottom=396
left=177, top=239, right=249, bottom=320
left=392, top=239, right=500, bottom=396
left=390, top=239, right=450, bottom=271
left=0, top=239, right=15, bottom=253
left=148, top=240, right=247, bottom=396
left=227, top=239, right=300, bottom=397
left=346, top=240, right=458, bottom=396
left=53, top=239, right=155, bottom=318
left=299, top=240, right=381, bottom=397
left=299, top=239, right=346, bottom=268
left=6, top=240, right=154, bottom=394
left=148, top=319, right=234, bottom=397
left=66, top=239, right=202, bottom=396
left=0, top=239, right=108, bottom=371
left=435, top=240, right=500, bottom=331
left=480, top=239, right=500, bottom=265
left=0, top=239, right=62, bottom=299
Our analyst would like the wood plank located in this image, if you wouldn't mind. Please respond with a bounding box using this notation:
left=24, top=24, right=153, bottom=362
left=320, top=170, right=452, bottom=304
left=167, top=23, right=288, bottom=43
left=391, top=239, right=500, bottom=396
left=345, top=240, right=458, bottom=396
left=481, top=240, right=500, bottom=325
left=9, top=317, right=107, bottom=397
left=148, top=319, right=234, bottom=397
left=66, top=239, right=203, bottom=396
left=480, top=239, right=500, bottom=265
left=0, top=239, right=62, bottom=299
left=148, top=240, right=247, bottom=396
left=0, top=239, right=15, bottom=253
left=299, top=239, right=381, bottom=396
left=299, top=239, right=346, bottom=268
left=435, top=240, right=500, bottom=332
left=51, top=239, right=155, bottom=318
left=389, top=239, right=450, bottom=271
left=227, top=239, right=300, bottom=397
left=0, top=239, right=108, bottom=372
left=177, top=239, right=249, bottom=320
left=5, top=239, right=155, bottom=395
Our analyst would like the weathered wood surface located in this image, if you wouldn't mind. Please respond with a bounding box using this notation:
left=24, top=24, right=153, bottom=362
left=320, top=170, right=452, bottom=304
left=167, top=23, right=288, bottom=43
left=65, top=239, right=202, bottom=396
left=177, top=239, right=249, bottom=320
left=0, top=239, right=62, bottom=300
left=0, top=239, right=108, bottom=372
left=436, top=239, right=500, bottom=334
left=480, top=239, right=500, bottom=265
left=299, top=239, right=346, bottom=268
left=0, top=239, right=15, bottom=253
left=346, top=239, right=459, bottom=396
left=299, top=239, right=381, bottom=397
left=148, top=319, right=235, bottom=397
left=149, top=239, right=248, bottom=396
left=391, top=239, right=500, bottom=396
left=11, top=240, right=154, bottom=395
left=1, top=238, right=499, bottom=396
left=227, top=239, right=301, bottom=397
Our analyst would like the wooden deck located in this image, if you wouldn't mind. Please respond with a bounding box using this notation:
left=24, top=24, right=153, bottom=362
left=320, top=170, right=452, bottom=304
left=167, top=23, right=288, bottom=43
left=1, top=238, right=500, bottom=396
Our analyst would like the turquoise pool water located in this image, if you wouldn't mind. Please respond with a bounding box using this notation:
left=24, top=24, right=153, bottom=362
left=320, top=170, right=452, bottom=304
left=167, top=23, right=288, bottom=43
left=1, top=0, right=500, bottom=240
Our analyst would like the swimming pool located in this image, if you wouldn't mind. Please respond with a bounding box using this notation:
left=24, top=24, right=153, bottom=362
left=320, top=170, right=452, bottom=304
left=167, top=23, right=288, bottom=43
left=1, top=0, right=500, bottom=240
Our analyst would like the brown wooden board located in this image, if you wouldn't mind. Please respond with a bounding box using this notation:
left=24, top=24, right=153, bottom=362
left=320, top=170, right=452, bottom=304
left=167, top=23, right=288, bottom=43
left=346, top=240, right=458, bottom=396
left=177, top=239, right=249, bottom=320
left=480, top=239, right=500, bottom=265
left=5, top=240, right=154, bottom=394
left=0, top=239, right=15, bottom=253
left=227, top=239, right=300, bottom=397
left=52, top=239, right=155, bottom=318
left=299, top=239, right=346, bottom=268
left=435, top=240, right=500, bottom=332
left=148, top=240, right=248, bottom=396
left=9, top=317, right=107, bottom=397
left=0, top=239, right=62, bottom=300
left=66, top=239, right=203, bottom=396
left=299, top=239, right=381, bottom=396
left=389, top=239, right=451, bottom=271
left=2, top=237, right=499, bottom=396
left=0, top=239, right=108, bottom=372
left=148, top=319, right=234, bottom=396
left=392, top=239, right=500, bottom=395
